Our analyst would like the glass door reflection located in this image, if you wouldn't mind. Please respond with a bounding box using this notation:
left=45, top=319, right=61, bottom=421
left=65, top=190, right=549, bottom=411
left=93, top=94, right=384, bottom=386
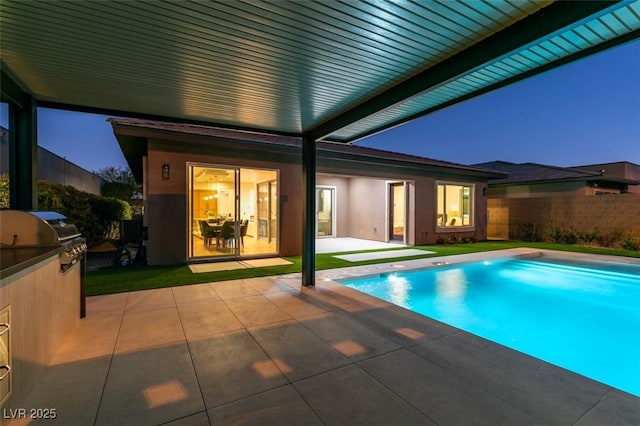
left=316, top=187, right=335, bottom=237
left=189, top=164, right=279, bottom=260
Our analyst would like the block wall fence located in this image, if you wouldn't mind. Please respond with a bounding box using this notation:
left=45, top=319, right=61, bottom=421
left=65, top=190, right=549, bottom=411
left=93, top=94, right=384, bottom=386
left=487, top=193, right=640, bottom=240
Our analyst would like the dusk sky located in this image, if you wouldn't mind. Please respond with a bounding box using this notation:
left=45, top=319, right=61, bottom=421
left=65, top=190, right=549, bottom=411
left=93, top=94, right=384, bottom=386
left=1, top=39, right=638, bottom=173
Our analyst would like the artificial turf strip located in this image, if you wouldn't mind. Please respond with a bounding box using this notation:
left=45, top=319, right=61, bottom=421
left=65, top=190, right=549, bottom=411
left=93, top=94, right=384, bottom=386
left=85, top=241, right=639, bottom=296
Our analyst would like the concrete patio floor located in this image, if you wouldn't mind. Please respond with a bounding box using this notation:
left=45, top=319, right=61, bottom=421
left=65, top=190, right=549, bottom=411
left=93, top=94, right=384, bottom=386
left=9, top=253, right=640, bottom=425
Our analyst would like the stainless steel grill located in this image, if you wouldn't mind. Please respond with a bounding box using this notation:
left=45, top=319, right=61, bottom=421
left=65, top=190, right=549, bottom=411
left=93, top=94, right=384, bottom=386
left=0, top=210, right=87, bottom=271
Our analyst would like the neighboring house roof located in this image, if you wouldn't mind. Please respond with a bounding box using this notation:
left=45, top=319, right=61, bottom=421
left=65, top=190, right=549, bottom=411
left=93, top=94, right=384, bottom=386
left=474, top=161, right=638, bottom=186
left=109, top=118, right=506, bottom=181
left=569, top=161, right=640, bottom=181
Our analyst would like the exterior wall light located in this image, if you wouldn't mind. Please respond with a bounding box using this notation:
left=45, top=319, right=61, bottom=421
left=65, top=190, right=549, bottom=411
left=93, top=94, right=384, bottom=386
left=162, top=164, right=170, bottom=180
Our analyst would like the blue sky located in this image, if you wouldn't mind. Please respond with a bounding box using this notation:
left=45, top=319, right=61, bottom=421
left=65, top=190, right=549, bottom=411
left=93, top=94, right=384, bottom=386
left=1, top=40, right=638, bottom=172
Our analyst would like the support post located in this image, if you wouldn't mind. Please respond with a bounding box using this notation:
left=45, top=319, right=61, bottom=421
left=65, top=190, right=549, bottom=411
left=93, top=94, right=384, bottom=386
left=8, top=96, right=38, bottom=210
left=301, top=135, right=316, bottom=287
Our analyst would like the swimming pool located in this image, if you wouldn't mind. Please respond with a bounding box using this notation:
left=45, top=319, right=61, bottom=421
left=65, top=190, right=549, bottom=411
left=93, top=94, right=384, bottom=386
left=339, top=256, right=640, bottom=396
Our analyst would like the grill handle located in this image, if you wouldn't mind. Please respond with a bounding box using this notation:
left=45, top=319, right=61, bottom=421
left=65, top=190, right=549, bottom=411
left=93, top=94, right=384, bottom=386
left=0, top=365, right=10, bottom=381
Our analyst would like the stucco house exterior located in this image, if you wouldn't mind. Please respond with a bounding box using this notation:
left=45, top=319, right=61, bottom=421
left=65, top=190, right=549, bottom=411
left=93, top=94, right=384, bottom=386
left=110, top=118, right=504, bottom=265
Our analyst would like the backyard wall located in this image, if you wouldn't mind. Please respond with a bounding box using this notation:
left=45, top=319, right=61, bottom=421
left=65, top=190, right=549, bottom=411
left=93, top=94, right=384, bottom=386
left=488, top=193, right=640, bottom=239
left=1, top=128, right=103, bottom=195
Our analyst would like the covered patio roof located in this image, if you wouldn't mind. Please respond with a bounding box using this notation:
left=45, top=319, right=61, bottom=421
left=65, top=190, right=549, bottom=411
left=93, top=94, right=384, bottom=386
left=2, top=1, right=639, bottom=285
left=2, top=1, right=639, bottom=142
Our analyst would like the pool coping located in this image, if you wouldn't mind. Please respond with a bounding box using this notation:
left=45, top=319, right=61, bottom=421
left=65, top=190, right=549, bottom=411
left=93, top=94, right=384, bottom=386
left=315, top=247, right=640, bottom=282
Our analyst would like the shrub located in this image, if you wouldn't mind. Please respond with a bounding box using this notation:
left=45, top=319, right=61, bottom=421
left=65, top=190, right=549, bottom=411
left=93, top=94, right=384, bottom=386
left=561, top=229, right=580, bottom=245
left=579, top=229, right=599, bottom=246
left=519, top=223, right=542, bottom=242
left=621, top=234, right=640, bottom=251
left=0, top=174, right=9, bottom=209
left=546, top=224, right=563, bottom=243
left=596, top=229, right=624, bottom=248
left=0, top=178, right=132, bottom=248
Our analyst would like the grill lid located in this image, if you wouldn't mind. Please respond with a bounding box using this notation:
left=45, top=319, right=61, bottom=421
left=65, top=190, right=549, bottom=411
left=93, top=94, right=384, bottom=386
left=0, top=210, right=80, bottom=247
left=28, top=211, right=81, bottom=241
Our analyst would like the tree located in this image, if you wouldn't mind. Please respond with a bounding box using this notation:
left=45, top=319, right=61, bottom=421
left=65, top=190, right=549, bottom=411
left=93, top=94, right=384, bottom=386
left=95, top=166, right=140, bottom=203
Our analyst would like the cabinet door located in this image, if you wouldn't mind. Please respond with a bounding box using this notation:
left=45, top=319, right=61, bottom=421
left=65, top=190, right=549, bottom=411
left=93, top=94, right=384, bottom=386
left=0, top=306, right=10, bottom=406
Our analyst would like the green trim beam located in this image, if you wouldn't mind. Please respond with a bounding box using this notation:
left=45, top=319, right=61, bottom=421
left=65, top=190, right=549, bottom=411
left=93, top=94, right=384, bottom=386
left=306, top=1, right=622, bottom=142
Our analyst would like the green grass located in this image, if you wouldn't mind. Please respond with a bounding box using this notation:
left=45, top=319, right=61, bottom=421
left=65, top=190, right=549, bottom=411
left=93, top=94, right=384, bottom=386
left=86, top=241, right=639, bottom=296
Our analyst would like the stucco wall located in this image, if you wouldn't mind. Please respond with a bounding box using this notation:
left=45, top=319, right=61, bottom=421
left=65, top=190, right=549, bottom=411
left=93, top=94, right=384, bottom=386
left=143, top=138, right=492, bottom=264
left=413, top=178, right=488, bottom=244
left=488, top=193, right=640, bottom=240
left=145, top=142, right=302, bottom=265
left=346, top=178, right=387, bottom=241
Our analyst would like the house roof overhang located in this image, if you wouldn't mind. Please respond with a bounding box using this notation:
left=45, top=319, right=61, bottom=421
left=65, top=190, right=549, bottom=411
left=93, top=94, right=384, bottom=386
left=110, top=117, right=506, bottom=182
left=2, top=1, right=639, bottom=145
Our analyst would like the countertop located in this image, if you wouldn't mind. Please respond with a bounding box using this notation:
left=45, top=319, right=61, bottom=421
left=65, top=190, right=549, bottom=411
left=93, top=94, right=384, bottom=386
left=1, top=246, right=63, bottom=280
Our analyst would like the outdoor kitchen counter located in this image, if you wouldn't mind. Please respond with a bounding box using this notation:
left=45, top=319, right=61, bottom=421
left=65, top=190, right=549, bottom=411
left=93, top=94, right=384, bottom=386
left=0, top=246, right=63, bottom=280
left=0, top=246, right=82, bottom=412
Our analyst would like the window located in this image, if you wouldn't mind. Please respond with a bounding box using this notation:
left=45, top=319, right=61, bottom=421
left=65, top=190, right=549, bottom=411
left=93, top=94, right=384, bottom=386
left=437, top=182, right=474, bottom=228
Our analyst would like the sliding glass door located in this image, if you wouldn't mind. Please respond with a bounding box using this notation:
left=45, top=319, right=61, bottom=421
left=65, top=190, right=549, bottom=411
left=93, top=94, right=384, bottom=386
left=188, top=163, right=278, bottom=260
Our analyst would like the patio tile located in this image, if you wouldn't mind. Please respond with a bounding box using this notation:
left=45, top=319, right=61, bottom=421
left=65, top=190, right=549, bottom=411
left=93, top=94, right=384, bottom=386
left=189, top=330, right=288, bottom=408
left=223, top=294, right=292, bottom=327
left=11, top=357, right=110, bottom=426
left=210, top=279, right=260, bottom=299
left=249, top=320, right=350, bottom=382
left=125, top=288, right=176, bottom=313
left=301, top=311, right=400, bottom=362
left=245, top=276, right=299, bottom=295
left=359, top=349, right=541, bottom=425
left=86, top=292, right=128, bottom=317
left=163, top=411, right=210, bottom=426
left=350, top=304, right=456, bottom=348
left=172, top=283, right=220, bottom=306
left=575, top=390, right=640, bottom=426
left=264, top=291, right=333, bottom=320
left=302, top=281, right=389, bottom=313
left=96, top=343, right=204, bottom=426
left=177, top=299, right=244, bottom=341
left=51, top=314, right=121, bottom=363
left=115, top=306, right=185, bottom=353
left=410, top=331, right=611, bottom=425
left=294, top=364, right=432, bottom=425
left=207, top=385, right=322, bottom=425
left=272, top=275, right=302, bottom=291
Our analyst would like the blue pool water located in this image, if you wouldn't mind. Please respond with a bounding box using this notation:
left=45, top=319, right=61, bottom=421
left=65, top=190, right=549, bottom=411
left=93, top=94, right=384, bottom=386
left=340, top=257, right=640, bottom=396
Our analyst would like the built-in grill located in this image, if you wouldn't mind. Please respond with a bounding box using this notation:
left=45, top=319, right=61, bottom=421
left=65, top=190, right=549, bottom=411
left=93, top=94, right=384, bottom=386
left=0, top=210, right=87, bottom=271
